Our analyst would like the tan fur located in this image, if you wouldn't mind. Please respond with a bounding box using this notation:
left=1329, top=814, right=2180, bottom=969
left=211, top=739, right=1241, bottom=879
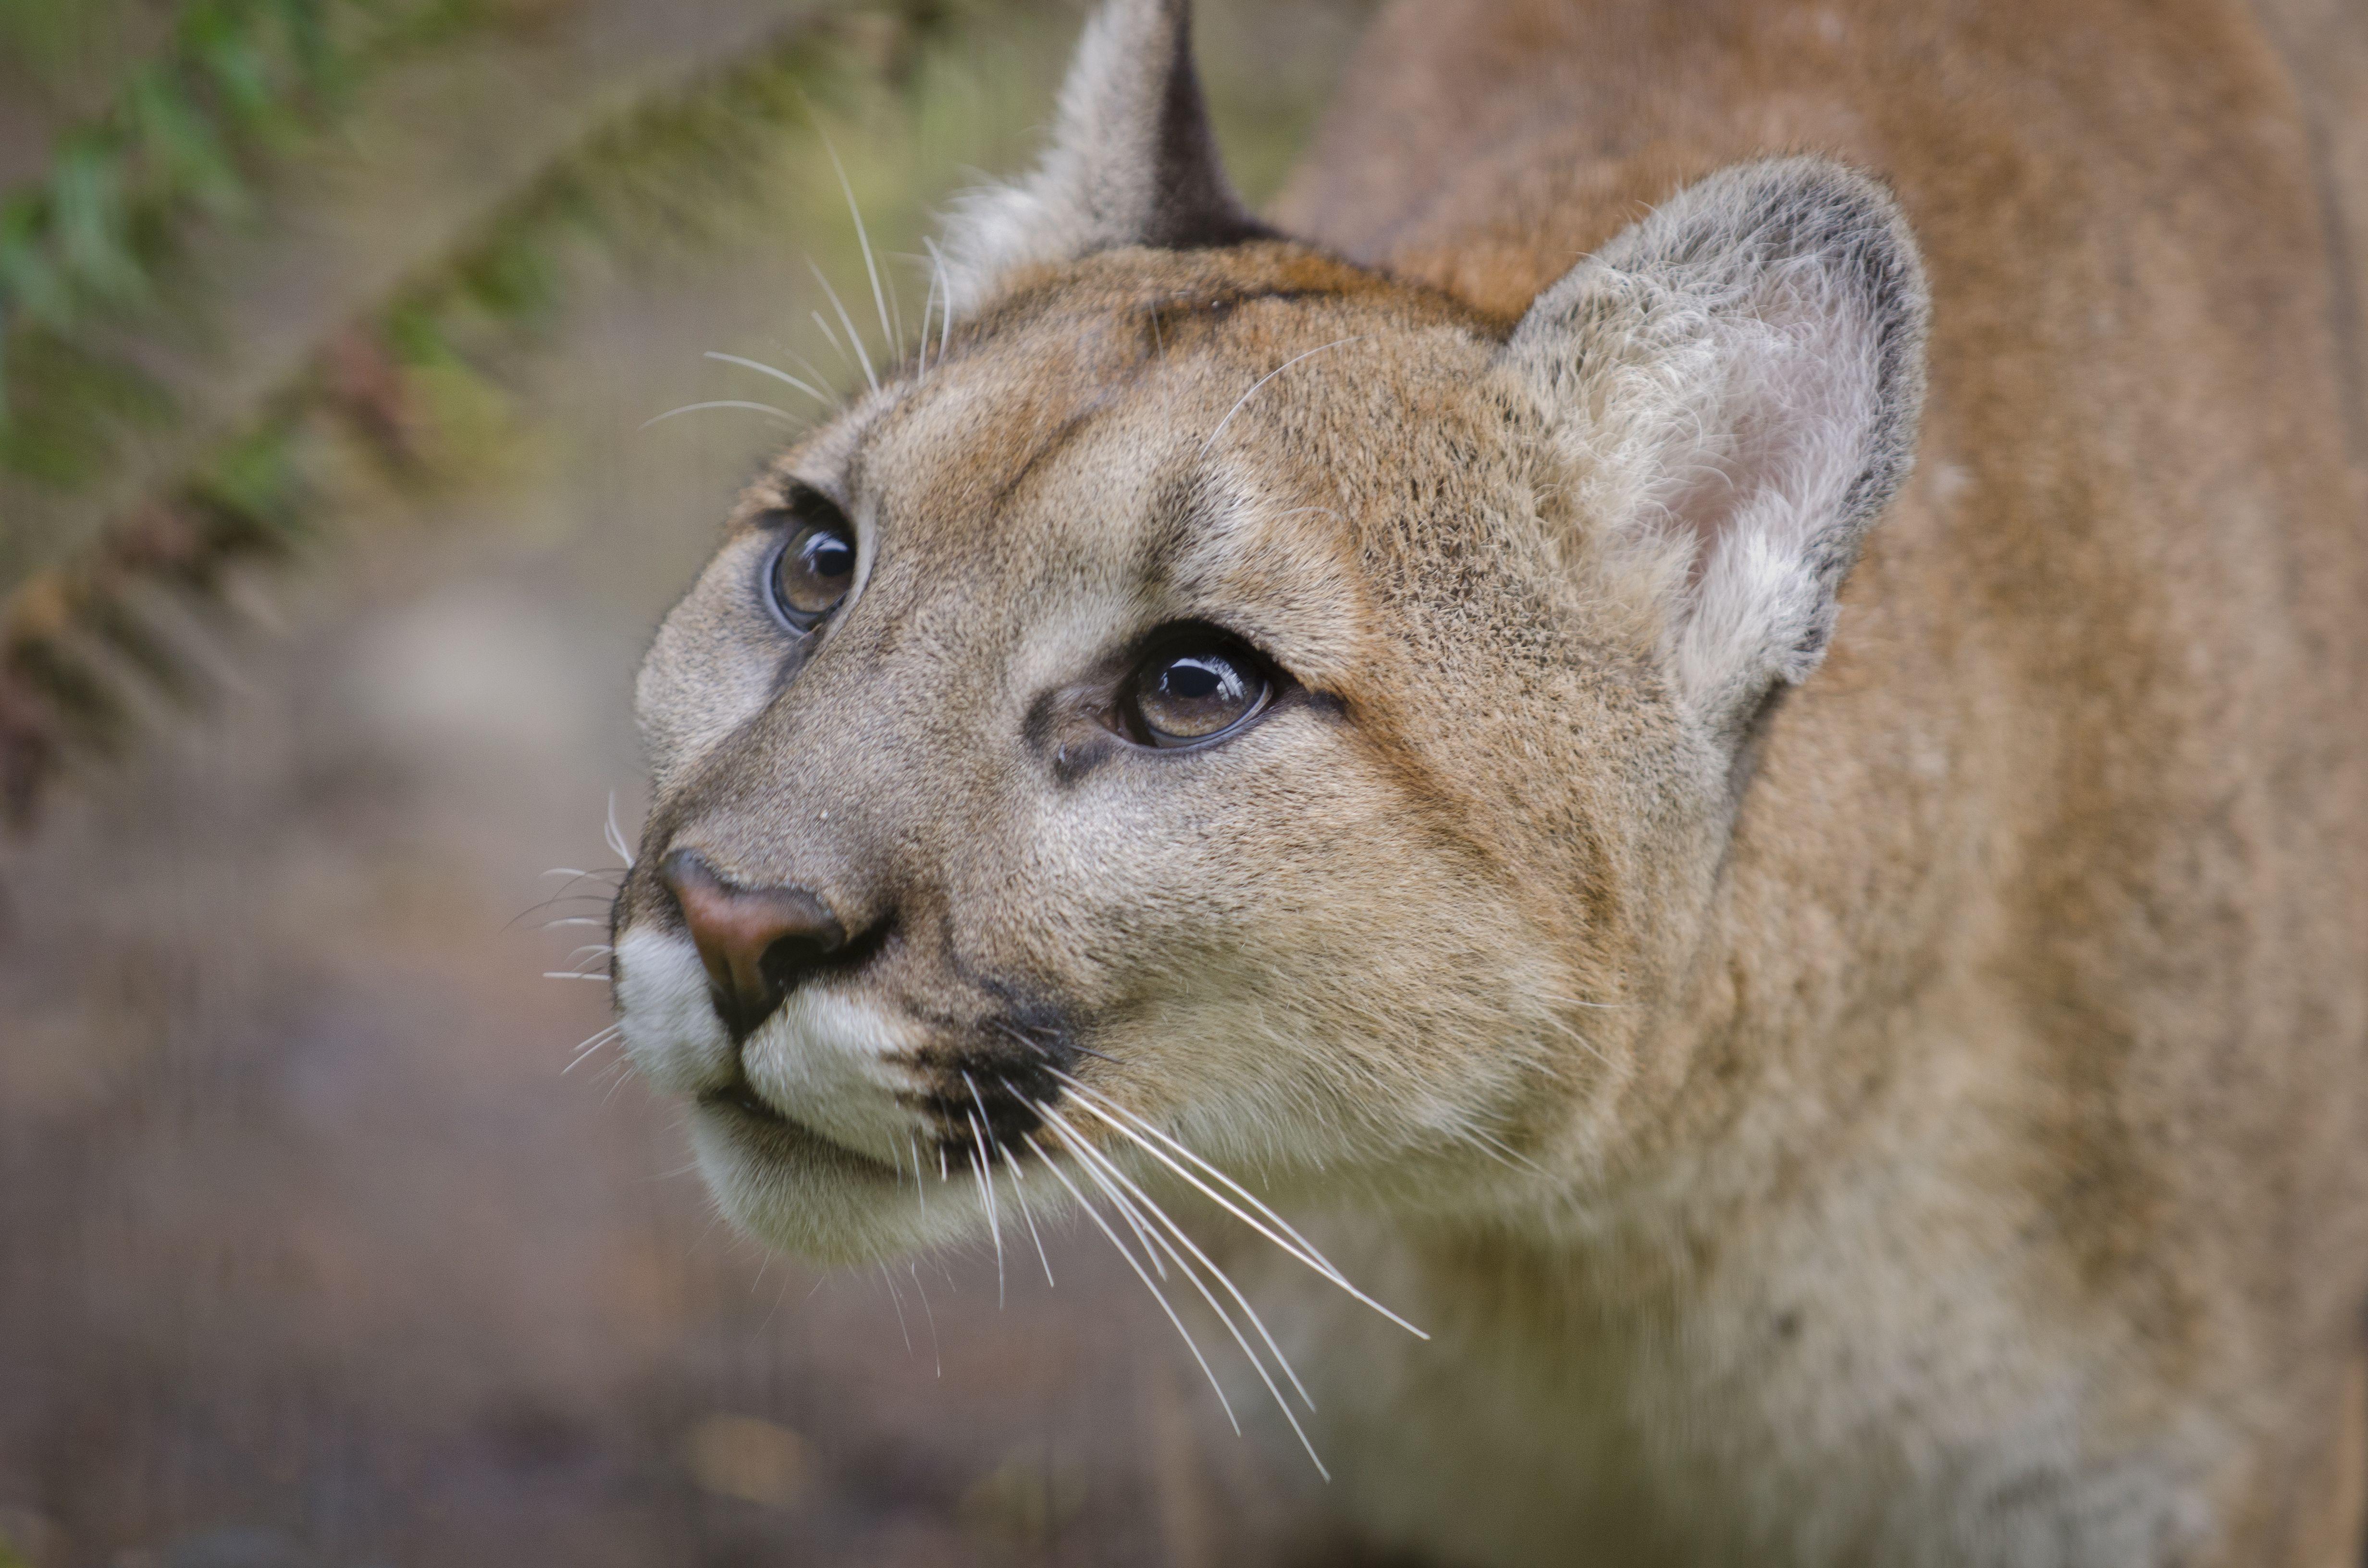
left=610, top=2, right=2368, bottom=1563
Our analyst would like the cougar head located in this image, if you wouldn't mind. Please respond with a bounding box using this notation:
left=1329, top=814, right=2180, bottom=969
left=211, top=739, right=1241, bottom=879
left=609, top=0, right=1927, bottom=1267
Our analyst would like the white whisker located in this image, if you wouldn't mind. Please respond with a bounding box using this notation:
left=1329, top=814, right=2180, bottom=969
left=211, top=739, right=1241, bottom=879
left=915, top=257, right=941, bottom=380
left=1002, top=1144, right=1056, bottom=1288
left=1199, top=337, right=1366, bottom=457
left=812, top=310, right=856, bottom=377
left=1048, top=1118, right=1177, bottom=1290
left=808, top=259, right=879, bottom=395
left=640, top=400, right=798, bottom=430
left=924, top=237, right=953, bottom=367
left=775, top=346, right=837, bottom=396
left=965, top=1117, right=1005, bottom=1310
left=1049, top=1072, right=1428, bottom=1340
left=1027, top=1132, right=1239, bottom=1434
left=1469, top=1127, right=1548, bottom=1175
left=1044, top=1113, right=1330, bottom=1480
left=603, top=793, right=635, bottom=868
left=821, top=136, right=897, bottom=367
left=878, top=1262, right=913, bottom=1357
left=564, top=1025, right=623, bottom=1074
left=599, top=1060, right=635, bottom=1106
left=702, top=351, right=833, bottom=407
left=1037, top=1102, right=1315, bottom=1413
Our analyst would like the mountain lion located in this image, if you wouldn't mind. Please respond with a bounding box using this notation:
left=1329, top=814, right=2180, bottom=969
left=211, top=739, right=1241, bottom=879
left=607, top=0, right=2368, bottom=1561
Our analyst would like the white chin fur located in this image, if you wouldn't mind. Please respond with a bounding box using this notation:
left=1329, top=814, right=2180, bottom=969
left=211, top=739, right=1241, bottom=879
left=614, top=924, right=972, bottom=1260
left=614, top=927, right=732, bottom=1097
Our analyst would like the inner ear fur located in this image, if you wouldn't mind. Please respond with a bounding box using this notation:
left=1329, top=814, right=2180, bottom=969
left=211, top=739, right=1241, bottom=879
left=1500, top=157, right=1930, bottom=736
left=938, top=0, right=1268, bottom=317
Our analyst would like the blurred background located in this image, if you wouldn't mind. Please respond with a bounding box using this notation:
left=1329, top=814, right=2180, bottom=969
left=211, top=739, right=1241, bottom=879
left=0, top=1, right=1381, bottom=1563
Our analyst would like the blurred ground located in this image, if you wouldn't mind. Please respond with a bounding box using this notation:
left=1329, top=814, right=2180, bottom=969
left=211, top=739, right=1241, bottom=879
left=0, top=3, right=1377, bottom=1562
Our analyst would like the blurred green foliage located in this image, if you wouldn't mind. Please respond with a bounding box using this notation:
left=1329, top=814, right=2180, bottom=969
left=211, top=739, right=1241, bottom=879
left=0, top=0, right=1021, bottom=822
left=0, top=0, right=462, bottom=471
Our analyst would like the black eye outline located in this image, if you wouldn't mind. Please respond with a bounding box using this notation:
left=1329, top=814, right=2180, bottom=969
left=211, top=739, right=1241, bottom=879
left=756, top=487, right=858, bottom=633
left=1116, top=625, right=1283, bottom=751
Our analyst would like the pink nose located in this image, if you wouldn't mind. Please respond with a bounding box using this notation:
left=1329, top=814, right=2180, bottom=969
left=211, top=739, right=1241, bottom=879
left=658, top=849, right=846, bottom=1038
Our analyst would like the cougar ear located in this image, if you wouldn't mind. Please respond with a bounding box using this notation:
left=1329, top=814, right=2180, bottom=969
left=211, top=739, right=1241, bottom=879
left=1501, top=158, right=1930, bottom=738
left=938, top=0, right=1266, bottom=315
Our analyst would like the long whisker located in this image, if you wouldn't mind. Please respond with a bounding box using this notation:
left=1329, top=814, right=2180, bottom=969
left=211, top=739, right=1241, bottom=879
left=916, top=260, right=939, bottom=381
left=598, top=1059, right=635, bottom=1106
left=991, top=1017, right=1124, bottom=1068
left=910, top=1133, right=926, bottom=1212
left=923, top=236, right=953, bottom=367
left=1027, top=1131, right=1239, bottom=1434
left=1002, top=1143, right=1056, bottom=1288
left=1199, top=337, right=1366, bottom=457
left=1040, top=1114, right=1330, bottom=1479
left=879, top=1261, right=913, bottom=1357
left=1098, top=1149, right=1170, bottom=1279
left=807, top=259, right=879, bottom=395
left=564, top=1024, right=622, bottom=1073
left=820, top=135, right=897, bottom=366
left=640, top=400, right=798, bottom=429
left=1035, top=1100, right=1315, bottom=1412
left=812, top=310, right=856, bottom=377
left=962, top=1072, right=999, bottom=1145
left=1468, top=1127, right=1549, bottom=1176
left=908, top=1262, right=941, bottom=1378
left=604, top=793, right=635, bottom=867
left=702, top=351, right=833, bottom=407
left=1049, top=1072, right=1428, bottom=1340
left=965, top=1114, right=1005, bottom=1310
left=1052, top=1070, right=1347, bottom=1272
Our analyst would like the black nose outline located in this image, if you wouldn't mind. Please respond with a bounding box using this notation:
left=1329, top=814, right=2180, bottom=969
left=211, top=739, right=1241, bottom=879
left=657, top=848, right=848, bottom=1041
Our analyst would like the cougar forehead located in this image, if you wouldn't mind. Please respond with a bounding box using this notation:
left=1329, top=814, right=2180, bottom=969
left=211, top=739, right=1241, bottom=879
left=636, top=242, right=1601, bottom=891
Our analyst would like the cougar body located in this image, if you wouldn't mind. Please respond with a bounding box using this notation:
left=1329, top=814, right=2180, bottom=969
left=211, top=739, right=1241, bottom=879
left=609, top=1, right=2368, bottom=1562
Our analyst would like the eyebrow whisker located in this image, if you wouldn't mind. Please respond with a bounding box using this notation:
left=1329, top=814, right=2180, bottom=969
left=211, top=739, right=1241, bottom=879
left=1199, top=337, right=1367, bottom=458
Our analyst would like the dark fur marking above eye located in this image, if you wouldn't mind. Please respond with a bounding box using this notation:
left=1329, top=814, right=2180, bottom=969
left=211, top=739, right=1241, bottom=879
left=1138, top=286, right=1333, bottom=346
left=754, top=481, right=848, bottom=530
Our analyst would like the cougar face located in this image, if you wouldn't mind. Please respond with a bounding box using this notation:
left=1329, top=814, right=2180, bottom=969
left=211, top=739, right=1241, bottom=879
left=613, top=0, right=1924, bottom=1271
left=613, top=245, right=1649, bottom=1261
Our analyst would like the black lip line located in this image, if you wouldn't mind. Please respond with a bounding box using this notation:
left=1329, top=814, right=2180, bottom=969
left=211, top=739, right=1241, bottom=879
left=702, top=1078, right=785, bottom=1123
left=697, top=1078, right=903, bottom=1177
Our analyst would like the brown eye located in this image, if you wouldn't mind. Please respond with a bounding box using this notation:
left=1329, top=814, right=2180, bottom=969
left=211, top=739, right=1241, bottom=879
left=1125, top=636, right=1272, bottom=748
left=767, top=517, right=856, bottom=627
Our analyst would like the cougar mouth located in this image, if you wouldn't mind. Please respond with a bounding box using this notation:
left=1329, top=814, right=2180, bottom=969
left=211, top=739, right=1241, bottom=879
left=700, top=1075, right=787, bottom=1125
left=696, top=1073, right=905, bottom=1181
